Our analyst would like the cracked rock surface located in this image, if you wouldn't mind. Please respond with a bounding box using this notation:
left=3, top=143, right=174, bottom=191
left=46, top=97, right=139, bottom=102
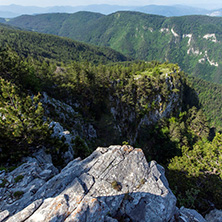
left=0, top=145, right=205, bottom=222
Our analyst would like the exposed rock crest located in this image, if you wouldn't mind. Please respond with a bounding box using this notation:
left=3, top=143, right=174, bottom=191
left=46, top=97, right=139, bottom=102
left=0, top=146, right=209, bottom=221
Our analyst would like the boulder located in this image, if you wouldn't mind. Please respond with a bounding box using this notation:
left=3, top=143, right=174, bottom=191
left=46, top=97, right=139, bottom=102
left=1, top=145, right=177, bottom=222
left=205, top=209, right=222, bottom=222
left=174, top=207, right=206, bottom=222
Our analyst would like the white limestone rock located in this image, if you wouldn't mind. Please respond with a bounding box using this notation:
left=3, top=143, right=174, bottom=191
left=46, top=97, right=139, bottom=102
left=205, top=209, right=222, bottom=222
left=2, top=145, right=177, bottom=222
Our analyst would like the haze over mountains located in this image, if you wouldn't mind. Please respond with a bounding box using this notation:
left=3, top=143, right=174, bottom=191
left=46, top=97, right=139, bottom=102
left=0, top=4, right=222, bottom=18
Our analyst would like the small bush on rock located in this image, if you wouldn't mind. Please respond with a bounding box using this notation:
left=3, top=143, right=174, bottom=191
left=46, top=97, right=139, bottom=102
left=111, top=181, right=122, bottom=191
left=13, top=191, right=24, bottom=199
left=14, top=175, right=24, bottom=183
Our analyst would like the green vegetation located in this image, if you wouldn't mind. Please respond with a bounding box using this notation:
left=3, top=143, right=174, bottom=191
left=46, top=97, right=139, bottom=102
left=0, top=24, right=221, bottom=215
left=0, top=76, right=51, bottom=163
left=189, top=76, right=222, bottom=131
left=7, top=11, right=222, bottom=84
left=0, top=46, right=68, bottom=165
left=13, top=191, right=24, bottom=199
left=0, top=179, right=8, bottom=188
left=14, top=175, right=24, bottom=183
left=168, top=134, right=222, bottom=212
left=111, top=181, right=122, bottom=191
left=72, top=136, right=91, bottom=159
left=0, top=23, right=128, bottom=65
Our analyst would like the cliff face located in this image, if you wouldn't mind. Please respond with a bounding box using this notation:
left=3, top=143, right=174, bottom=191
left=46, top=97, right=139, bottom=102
left=108, top=71, right=182, bottom=144
left=40, top=64, right=183, bottom=156
left=0, top=145, right=206, bottom=222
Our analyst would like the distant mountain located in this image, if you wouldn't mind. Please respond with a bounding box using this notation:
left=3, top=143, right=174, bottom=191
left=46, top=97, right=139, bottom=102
left=0, top=4, right=219, bottom=18
left=5, top=12, right=105, bottom=36
left=134, top=5, right=209, bottom=17
left=0, top=4, right=44, bottom=17
left=0, top=17, right=6, bottom=23
left=6, top=11, right=222, bottom=84
left=207, top=9, right=222, bottom=17
left=0, top=11, right=19, bottom=18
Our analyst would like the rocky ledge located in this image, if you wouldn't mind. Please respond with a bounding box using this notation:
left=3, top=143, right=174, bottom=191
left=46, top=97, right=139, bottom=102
left=0, top=145, right=215, bottom=222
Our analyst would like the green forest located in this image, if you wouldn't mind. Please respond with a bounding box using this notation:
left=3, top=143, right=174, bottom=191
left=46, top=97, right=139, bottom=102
left=5, top=11, right=222, bottom=84
left=0, top=17, right=221, bottom=216
left=0, top=23, right=128, bottom=64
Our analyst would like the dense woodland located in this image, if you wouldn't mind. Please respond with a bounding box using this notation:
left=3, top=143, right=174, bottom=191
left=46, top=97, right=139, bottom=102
left=0, top=20, right=221, bottom=216
left=0, top=23, right=128, bottom=64
left=190, top=76, right=222, bottom=131
left=5, top=11, right=222, bottom=84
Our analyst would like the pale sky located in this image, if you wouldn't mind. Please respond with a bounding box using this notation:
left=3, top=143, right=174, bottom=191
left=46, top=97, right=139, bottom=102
left=0, top=0, right=221, bottom=9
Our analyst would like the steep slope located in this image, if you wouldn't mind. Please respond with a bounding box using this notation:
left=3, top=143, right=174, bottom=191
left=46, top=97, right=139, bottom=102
left=0, top=42, right=221, bottom=214
left=188, top=76, right=222, bottom=131
left=7, top=11, right=222, bottom=84
left=0, top=43, right=184, bottom=165
left=0, top=23, right=128, bottom=64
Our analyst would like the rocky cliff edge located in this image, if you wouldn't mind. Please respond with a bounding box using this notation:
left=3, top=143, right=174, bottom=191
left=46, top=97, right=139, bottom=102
left=0, top=145, right=208, bottom=222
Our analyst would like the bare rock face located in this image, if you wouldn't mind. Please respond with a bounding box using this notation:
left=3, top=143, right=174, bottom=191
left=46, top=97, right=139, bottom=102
left=205, top=209, right=222, bottom=222
left=172, top=207, right=206, bottom=222
left=0, top=149, right=58, bottom=217
left=1, top=145, right=178, bottom=221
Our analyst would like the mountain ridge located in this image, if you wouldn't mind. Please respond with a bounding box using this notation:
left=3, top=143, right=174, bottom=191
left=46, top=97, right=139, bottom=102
left=0, top=4, right=219, bottom=18
left=5, top=11, right=222, bottom=84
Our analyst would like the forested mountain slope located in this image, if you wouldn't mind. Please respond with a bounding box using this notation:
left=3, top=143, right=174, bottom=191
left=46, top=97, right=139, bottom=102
left=0, top=23, right=128, bottom=64
left=1, top=45, right=222, bottom=214
left=189, top=76, right=222, bottom=131
left=6, top=11, right=222, bottom=84
left=0, top=17, right=221, bottom=215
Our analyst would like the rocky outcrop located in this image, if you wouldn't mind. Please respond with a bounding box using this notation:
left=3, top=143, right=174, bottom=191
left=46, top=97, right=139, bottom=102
left=42, top=92, right=97, bottom=141
left=41, top=92, right=97, bottom=163
left=205, top=209, right=222, bottom=222
left=0, top=145, right=207, bottom=222
left=172, top=207, right=206, bottom=222
left=0, top=149, right=58, bottom=219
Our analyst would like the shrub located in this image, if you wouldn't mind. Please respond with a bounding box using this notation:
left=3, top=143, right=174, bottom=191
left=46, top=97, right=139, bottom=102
left=13, top=191, right=24, bottom=199
left=0, top=179, right=8, bottom=188
left=14, top=175, right=24, bottom=183
left=111, top=181, right=122, bottom=191
left=72, top=136, right=91, bottom=159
